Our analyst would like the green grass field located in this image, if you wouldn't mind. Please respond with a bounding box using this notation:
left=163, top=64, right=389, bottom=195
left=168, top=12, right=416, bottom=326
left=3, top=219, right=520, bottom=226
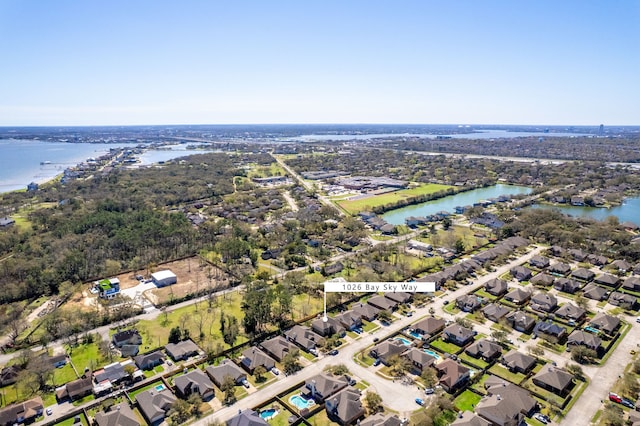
left=454, top=389, right=482, bottom=411
left=336, top=183, right=454, bottom=214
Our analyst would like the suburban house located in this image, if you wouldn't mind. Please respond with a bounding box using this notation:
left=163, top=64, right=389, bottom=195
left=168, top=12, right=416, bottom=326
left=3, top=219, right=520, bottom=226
left=456, top=294, right=481, bottom=312
left=0, top=366, right=19, bottom=386
left=112, top=329, right=142, bottom=348
left=484, top=278, right=508, bottom=296
left=412, top=317, right=445, bottom=337
left=554, top=277, right=582, bottom=294
left=531, top=273, right=555, bottom=287
left=435, top=359, right=471, bottom=392
left=97, top=278, right=121, bottom=299
left=335, top=310, right=363, bottom=331
left=529, top=255, right=550, bottom=269
left=367, top=295, right=397, bottom=311
left=482, top=303, right=511, bottom=323
left=134, top=351, right=164, bottom=371
left=311, top=316, right=345, bottom=337
left=94, top=362, right=129, bottom=387
left=534, top=321, right=567, bottom=342
left=622, top=276, right=640, bottom=292
left=325, top=387, right=365, bottom=425
left=402, top=348, right=436, bottom=374
left=135, top=387, right=177, bottom=425
left=360, top=413, right=403, bottom=426
left=240, top=347, right=276, bottom=374
left=55, top=377, right=93, bottom=402
left=554, top=303, right=586, bottom=322
left=323, top=262, right=344, bottom=275
left=165, top=339, right=201, bottom=361
left=442, top=324, right=475, bottom=346
left=450, top=411, right=491, bottom=426
left=351, top=303, right=380, bottom=321
left=611, top=259, right=632, bottom=272
left=505, top=311, right=536, bottom=333
left=571, top=268, right=595, bottom=282
left=476, top=376, right=537, bottom=426
left=587, top=254, right=608, bottom=266
left=582, top=284, right=608, bottom=301
left=284, top=325, right=325, bottom=352
left=465, top=339, right=502, bottom=362
left=569, top=249, right=587, bottom=261
left=369, top=341, right=407, bottom=365
left=305, top=373, right=349, bottom=402
left=608, top=292, right=637, bottom=309
left=530, top=292, right=558, bottom=313
left=174, top=369, right=216, bottom=401
left=503, top=288, right=531, bottom=305
left=510, top=265, right=532, bottom=282
left=206, top=359, right=247, bottom=388
left=385, top=292, right=412, bottom=304
left=594, top=274, right=620, bottom=288
left=501, top=351, right=537, bottom=374
left=227, top=410, right=268, bottom=426
left=567, top=330, right=602, bottom=352
left=0, top=397, right=43, bottom=426
left=94, top=403, right=140, bottom=426
left=532, top=365, right=574, bottom=396
left=588, top=313, right=620, bottom=335
left=260, top=336, right=296, bottom=362
left=548, top=262, right=571, bottom=276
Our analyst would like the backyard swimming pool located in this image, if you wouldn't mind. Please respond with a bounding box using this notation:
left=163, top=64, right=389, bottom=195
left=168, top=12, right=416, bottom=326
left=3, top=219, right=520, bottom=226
left=154, top=384, right=166, bottom=392
left=260, top=409, right=278, bottom=420
left=423, top=349, right=441, bottom=360
left=290, top=395, right=315, bottom=410
left=409, top=330, right=423, bottom=339
left=396, top=337, right=412, bottom=346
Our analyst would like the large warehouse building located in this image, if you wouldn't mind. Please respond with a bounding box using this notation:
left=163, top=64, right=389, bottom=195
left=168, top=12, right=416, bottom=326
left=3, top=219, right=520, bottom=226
left=151, top=270, right=177, bottom=287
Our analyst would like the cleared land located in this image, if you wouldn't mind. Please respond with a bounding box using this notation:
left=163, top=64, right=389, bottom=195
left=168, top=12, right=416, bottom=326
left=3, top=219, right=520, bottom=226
left=336, top=183, right=454, bottom=214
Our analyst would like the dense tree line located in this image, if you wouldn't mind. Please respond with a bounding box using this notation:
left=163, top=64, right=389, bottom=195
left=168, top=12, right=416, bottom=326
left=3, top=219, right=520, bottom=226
left=0, top=153, right=257, bottom=303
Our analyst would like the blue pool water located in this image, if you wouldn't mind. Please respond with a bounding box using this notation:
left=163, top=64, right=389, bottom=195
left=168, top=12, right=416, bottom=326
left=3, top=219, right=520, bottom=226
left=290, top=395, right=315, bottom=410
left=423, top=349, right=441, bottom=360
left=155, top=384, right=166, bottom=392
left=396, top=337, right=412, bottom=346
left=260, top=409, right=278, bottom=420
left=584, top=326, right=600, bottom=334
left=409, top=331, right=423, bottom=339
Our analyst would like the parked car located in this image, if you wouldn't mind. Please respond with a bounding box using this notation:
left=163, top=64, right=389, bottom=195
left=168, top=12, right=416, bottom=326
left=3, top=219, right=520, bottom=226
left=621, top=398, right=635, bottom=409
left=241, top=379, right=250, bottom=388
left=533, top=413, right=549, bottom=424
left=373, top=358, right=381, bottom=366
left=443, top=300, right=449, bottom=305
left=415, top=398, right=424, bottom=406
left=329, top=349, right=339, bottom=356
left=609, top=393, right=622, bottom=403
left=373, top=337, right=379, bottom=343
left=46, top=408, right=53, bottom=416
left=271, top=367, right=280, bottom=375
left=424, top=388, right=434, bottom=395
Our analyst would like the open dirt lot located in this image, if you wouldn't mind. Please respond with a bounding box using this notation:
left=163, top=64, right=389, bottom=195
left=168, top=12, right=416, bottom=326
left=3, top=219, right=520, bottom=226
left=145, top=257, right=231, bottom=305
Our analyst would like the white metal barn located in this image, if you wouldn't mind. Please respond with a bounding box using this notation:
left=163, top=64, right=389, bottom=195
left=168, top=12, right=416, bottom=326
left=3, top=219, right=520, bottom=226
left=151, top=270, right=177, bottom=287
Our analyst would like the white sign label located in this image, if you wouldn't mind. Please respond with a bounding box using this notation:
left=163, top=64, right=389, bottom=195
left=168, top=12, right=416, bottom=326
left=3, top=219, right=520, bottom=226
left=324, top=281, right=435, bottom=293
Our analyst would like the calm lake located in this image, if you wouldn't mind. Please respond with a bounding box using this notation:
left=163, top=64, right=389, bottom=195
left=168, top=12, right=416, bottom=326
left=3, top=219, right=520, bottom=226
left=382, top=184, right=533, bottom=225
left=530, top=198, right=640, bottom=225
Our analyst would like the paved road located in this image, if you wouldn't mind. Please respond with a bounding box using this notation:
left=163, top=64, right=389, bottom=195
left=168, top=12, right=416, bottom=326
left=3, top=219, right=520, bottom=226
left=193, top=246, right=546, bottom=425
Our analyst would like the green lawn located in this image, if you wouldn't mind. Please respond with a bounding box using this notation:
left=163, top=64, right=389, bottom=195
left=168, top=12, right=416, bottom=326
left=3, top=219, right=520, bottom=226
left=67, top=343, right=106, bottom=373
left=56, top=413, right=89, bottom=426
left=458, top=353, right=489, bottom=369
left=454, top=389, right=482, bottom=411
left=336, top=183, right=455, bottom=214
left=488, top=364, right=527, bottom=385
left=53, top=364, right=79, bottom=386
left=127, top=380, right=164, bottom=399
left=362, top=320, right=379, bottom=333
left=254, top=404, right=295, bottom=426
left=443, top=303, right=460, bottom=315
left=306, top=409, right=333, bottom=426
left=430, top=339, right=463, bottom=354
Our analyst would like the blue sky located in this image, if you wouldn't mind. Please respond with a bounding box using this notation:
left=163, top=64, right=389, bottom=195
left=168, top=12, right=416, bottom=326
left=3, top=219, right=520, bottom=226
left=0, top=1, right=638, bottom=126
